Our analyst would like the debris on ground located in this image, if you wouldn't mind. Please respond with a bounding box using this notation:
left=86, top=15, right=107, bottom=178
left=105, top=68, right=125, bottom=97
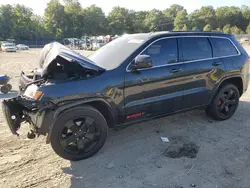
left=161, top=136, right=170, bottom=143
left=246, top=145, right=250, bottom=152
left=106, top=163, right=115, bottom=169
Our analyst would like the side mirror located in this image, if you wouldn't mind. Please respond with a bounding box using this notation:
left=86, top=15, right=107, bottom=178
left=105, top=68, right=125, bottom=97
left=130, top=55, right=153, bottom=70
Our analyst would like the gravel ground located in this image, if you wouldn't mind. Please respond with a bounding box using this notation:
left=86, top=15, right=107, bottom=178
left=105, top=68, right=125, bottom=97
left=0, top=47, right=250, bottom=188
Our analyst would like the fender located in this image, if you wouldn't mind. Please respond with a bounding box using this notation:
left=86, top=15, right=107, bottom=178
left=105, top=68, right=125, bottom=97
left=208, top=74, right=243, bottom=105
left=45, top=97, right=117, bottom=143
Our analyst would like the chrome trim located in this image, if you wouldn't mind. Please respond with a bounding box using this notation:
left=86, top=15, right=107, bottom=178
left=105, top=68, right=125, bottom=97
left=126, top=35, right=241, bottom=72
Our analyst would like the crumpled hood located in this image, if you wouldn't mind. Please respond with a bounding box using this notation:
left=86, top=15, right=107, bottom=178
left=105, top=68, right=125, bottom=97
left=38, top=42, right=105, bottom=77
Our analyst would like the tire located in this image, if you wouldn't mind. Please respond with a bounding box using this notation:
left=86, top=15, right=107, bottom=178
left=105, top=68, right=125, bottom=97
left=206, top=83, right=240, bottom=121
left=1, top=85, right=9, bottom=94
left=6, top=84, right=12, bottom=91
left=50, top=105, right=108, bottom=161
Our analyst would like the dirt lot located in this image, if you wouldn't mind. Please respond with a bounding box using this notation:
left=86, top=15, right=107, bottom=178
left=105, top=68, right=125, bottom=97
left=0, top=47, right=250, bottom=188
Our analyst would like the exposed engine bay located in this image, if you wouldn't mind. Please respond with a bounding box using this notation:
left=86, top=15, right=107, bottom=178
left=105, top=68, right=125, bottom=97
left=19, top=42, right=105, bottom=92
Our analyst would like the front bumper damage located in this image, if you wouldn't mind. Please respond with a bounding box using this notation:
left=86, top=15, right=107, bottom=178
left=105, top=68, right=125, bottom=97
left=2, top=96, right=55, bottom=138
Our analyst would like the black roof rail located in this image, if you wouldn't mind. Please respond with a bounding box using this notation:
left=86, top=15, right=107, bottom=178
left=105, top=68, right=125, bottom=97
left=168, top=30, right=225, bottom=34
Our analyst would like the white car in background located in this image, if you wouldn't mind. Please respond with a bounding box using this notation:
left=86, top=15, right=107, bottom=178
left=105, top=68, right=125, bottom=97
left=16, top=44, right=29, bottom=50
left=240, top=37, right=249, bottom=42
left=92, top=40, right=106, bottom=50
left=1, top=43, right=16, bottom=52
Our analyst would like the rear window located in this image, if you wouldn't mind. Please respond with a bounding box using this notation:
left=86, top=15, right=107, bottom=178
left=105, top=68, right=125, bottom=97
left=210, top=38, right=239, bottom=57
left=181, top=37, right=212, bottom=61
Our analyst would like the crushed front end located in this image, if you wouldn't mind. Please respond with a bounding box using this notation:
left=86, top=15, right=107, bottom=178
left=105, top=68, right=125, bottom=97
left=2, top=94, right=55, bottom=138
left=2, top=41, right=105, bottom=140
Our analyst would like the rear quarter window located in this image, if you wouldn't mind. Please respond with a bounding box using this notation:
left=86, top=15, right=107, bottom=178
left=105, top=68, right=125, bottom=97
left=210, top=38, right=239, bottom=57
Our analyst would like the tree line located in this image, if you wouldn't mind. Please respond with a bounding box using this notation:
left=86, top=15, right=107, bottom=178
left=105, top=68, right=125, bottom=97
left=1, top=0, right=250, bottom=40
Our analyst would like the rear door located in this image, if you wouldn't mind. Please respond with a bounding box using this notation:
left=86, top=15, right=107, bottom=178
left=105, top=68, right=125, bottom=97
left=180, top=36, right=226, bottom=109
left=124, top=38, right=186, bottom=120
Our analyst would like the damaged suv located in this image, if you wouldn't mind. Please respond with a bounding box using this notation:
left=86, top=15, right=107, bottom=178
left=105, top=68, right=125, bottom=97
left=2, top=32, right=249, bottom=161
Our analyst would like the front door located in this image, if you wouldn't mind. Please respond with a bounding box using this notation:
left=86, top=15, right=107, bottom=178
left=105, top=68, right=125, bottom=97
left=124, top=38, right=187, bottom=121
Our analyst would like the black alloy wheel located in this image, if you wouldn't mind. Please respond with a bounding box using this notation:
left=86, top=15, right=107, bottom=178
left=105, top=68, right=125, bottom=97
left=60, top=117, right=101, bottom=154
left=206, top=84, right=240, bottom=120
left=217, top=87, right=238, bottom=118
left=50, top=106, right=108, bottom=161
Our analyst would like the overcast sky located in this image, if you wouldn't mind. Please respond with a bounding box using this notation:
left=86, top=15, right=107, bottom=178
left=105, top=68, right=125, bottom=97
left=1, top=0, right=250, bottom=15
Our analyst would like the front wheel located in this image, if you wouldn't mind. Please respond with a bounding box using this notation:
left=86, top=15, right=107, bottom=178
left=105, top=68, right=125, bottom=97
left=50, top=106, right=108, bottom=161
left=206, top=84, right=240, bottom=120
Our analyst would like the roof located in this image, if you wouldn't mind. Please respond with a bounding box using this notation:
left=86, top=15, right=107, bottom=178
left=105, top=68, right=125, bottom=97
left=124, top=31, right=231, bottom=40
left=150, top=31, right=229, bottom=37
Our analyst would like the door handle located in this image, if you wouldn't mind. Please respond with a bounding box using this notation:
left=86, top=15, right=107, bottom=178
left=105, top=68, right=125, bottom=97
left=212, top=62, right=222, bottom=66
left=170, top=68, right=182, bottom=73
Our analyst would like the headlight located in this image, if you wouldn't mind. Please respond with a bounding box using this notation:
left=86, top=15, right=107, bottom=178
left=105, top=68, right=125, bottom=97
left=23, top=84, right=43, bottom=100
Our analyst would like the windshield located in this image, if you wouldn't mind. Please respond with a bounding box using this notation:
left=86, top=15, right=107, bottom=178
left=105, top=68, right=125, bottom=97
left=88, top=34, right=147, bottom=70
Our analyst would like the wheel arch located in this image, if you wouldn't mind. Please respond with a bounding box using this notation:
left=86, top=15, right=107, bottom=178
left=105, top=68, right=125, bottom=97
left=46, top=98, right=117, bottom=143
left=218, top=76, right=243, bottom=96
left=209, top=75, right=243, bottom=104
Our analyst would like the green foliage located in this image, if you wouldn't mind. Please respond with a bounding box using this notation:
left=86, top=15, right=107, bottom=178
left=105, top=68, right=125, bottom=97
left=133, top=11, right=149, bottom=33
left=182, top=24, right=188, bottom=31
left=107, top=6, right=134, bottom=34
left=174, top=10, right=188, bottom=31
left=192, top=27, right=198, bottom=31
left=1, top=2, right=250, bottom=40
left=144, top=9, right=165, bottom=31
left=44, top=0, right=66, bottom=38
left=0, top=5, right=15, bottom=39
left=216, top=6, right=245, bottom=30
left=231, top=26, right=243, bottom=34
left=216, top=28, right=223, bottom=32
left=246, top=23, right=250, bottom=34
left=163, top=4, right=184, bottom=21
left=223, top=24, right=231, bottom=34
left=82, top=5, right=107, bottom=35
left=203, top=24, right=212, bottom=31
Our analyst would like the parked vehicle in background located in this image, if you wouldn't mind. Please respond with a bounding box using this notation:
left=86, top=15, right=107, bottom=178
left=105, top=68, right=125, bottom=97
left=92, top=39, right=106, bottom=50
left=16, top=44, right=29, bottom=50
left=1, top=43, right=16, bottom=52
left=240, top=37, right=249, bottom=43
left=2, top=31, right=249, bottom=161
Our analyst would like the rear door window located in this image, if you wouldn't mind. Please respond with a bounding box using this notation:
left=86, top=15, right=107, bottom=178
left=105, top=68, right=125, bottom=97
left=141, top=38, right=178, bottom=66
left=181, top=37, right=212, bottom=61
left=210, top=38, right=239, bottom=57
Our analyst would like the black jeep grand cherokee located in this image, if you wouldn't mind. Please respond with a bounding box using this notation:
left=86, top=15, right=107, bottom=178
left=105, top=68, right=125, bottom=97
left=2, top=31, right=249, bottom=161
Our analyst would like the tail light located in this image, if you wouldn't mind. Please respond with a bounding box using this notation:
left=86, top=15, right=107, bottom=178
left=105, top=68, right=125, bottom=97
left=248, top=57, right=250, bottom=63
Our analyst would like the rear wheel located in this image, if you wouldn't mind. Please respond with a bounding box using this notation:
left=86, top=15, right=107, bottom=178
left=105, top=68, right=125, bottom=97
left=206, top=84, right=239, bottom=120
left=50, top=106, right=108, bottom=161
left=1, top=85, right=9, bottom=94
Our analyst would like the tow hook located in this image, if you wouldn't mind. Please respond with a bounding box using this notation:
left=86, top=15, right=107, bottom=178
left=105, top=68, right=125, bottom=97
left=27, top=131, right=36, bottom=139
